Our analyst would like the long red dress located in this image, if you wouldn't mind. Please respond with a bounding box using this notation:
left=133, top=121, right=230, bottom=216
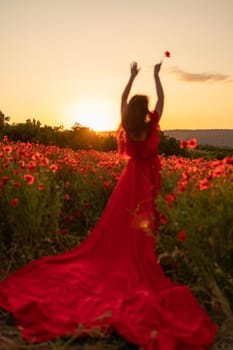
left=0, top=111, right=217, bottom=349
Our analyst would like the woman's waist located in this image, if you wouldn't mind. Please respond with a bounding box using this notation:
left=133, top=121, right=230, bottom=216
left=128, top=152, right=158, bottom=159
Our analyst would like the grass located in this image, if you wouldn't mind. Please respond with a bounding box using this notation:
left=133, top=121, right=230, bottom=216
left=0, top=308, right=233, bottom=350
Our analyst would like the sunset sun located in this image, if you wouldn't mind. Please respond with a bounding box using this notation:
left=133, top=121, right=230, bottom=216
left=68, top=99, right=117, bottom=132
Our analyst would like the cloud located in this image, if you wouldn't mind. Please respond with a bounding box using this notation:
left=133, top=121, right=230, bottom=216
left=168, top=66, right=230, bottom=83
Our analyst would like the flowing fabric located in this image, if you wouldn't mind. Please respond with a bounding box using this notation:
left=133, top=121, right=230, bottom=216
left=0, top=111, right=217, bottom=349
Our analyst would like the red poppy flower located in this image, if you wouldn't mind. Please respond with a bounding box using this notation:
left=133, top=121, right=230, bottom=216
left=164, top=51, right=171, bottom=57
left=212, top=166, right=225, bottom=178
left=177, top=231, right=187, bottom=241
left=223, top=156, right=233, bottom=165
left=66, top=215, right=74, bottom=222
left=180, top=141, right=187, bottom=149
left=38, top=182, right=44, bottom=191
left=3, top=146, right=13, bottom=154
left=178, top=180, right=187, bottom=192
left=1, top=176, right=9, bottom=184
left=199, top=178, right=211, bottom=191
left=164, top=193, right=176, bottom=207
left=50, top=164, right=58, bottom=172
left=40, top=157, right=49, bottom=166
left=60, top=228, right=69, bottom=235
left=27, top=160, right=37, bottom=172
left=11, top=198, right=20, bottom=207
left=180, top=138, right=198, bottom=149
left=3, top=135, right=9, bottom=143
left=12, top=170, right=20, bottom=176
left=158, top=213, right=168, bottom=224
left=14, top=181, right=21, bottom=188
left=187, top=138, right=198, bottom=149
left=23, top=174, right=35, bottom=185
left=103, top=180, right=113, bottom=189
left=64, top=193, right=70, bottom=201
left=18, top=160, right=25, bottom=168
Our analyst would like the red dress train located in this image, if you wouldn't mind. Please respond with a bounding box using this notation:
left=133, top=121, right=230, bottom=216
left=0, top=111, right=217, bottom=349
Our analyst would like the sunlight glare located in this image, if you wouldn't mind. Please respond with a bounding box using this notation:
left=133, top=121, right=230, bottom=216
left=68, top=99, right=117, bottom=131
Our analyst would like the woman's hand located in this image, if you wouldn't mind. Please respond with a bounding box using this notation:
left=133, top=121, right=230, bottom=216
left=121, top=62, right=140, bottom=119
left=154, top=62, right=162, bottom=78
left=130, top=61, right=140, bottom=79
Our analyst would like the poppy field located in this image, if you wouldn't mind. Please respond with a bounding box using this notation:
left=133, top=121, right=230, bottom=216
left=0, top=135, right=233, bottom=349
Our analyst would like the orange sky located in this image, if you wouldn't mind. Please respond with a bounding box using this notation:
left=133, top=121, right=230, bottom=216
left=1, top=0, right=232, bottom=131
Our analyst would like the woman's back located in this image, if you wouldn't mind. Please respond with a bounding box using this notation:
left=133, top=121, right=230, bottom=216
left=117, top=110, right=160, bottom=159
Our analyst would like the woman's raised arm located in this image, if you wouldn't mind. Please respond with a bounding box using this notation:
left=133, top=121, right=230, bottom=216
left=154, top=62, right=164, bottom=120
left=121, top=62, right=140, bottom=120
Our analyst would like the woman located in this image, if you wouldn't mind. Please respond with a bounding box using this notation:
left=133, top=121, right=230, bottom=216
left=0, top=62, right=217, bottom=350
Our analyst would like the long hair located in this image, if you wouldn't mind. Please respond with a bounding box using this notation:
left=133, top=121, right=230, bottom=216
left=122, top=95, right=153, bottom=140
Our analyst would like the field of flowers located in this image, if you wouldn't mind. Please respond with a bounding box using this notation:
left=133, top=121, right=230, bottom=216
left=0, top=135, right=233, bottom=349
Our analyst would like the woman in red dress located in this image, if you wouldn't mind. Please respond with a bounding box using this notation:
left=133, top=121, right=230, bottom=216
left=0, top=62, right=217, bottom=349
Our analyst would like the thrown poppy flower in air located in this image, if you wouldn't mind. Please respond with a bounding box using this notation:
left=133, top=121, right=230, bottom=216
left=164, top=50, right=171, bottom=57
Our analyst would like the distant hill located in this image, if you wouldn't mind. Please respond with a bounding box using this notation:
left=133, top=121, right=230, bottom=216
left=97, top=129, right=233, bottom=148
left=163, top=129, right=233, bottom=148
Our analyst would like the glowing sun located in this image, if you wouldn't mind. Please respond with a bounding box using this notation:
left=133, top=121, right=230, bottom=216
left=68, top=99, right=116, bottom=131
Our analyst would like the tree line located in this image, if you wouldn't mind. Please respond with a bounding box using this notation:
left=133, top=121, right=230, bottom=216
left=0, top=110, right=118, bottom=151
